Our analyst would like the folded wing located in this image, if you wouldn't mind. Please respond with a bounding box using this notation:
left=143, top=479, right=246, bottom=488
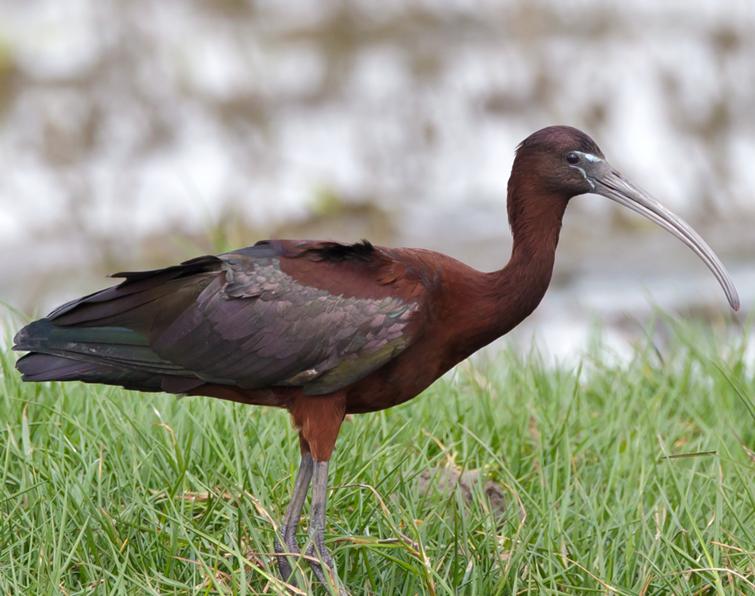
left=14, top=240, right=424, bottom=396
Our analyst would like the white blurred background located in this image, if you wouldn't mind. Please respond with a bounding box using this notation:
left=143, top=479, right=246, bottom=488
left=1, top=0, right=753, bottom=361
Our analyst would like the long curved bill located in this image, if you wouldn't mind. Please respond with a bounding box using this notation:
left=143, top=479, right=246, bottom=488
left=592, top=166, right=740, bottom=311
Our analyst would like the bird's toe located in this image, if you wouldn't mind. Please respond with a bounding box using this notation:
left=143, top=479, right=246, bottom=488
left=274, top=533, right=296, bottom=585
left=305, top=543, right=344, bottom=593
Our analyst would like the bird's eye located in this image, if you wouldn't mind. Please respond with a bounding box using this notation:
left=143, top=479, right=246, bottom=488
left=566, top=152, right=580, bottom=165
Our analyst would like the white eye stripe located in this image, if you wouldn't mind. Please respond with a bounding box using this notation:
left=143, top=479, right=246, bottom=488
left=573, top=166, right=596, bottom=190
left=568, top=151, right=600, bottom=190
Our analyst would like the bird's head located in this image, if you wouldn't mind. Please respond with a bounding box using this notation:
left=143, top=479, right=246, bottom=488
left=511, top=125, right=739, bottom=311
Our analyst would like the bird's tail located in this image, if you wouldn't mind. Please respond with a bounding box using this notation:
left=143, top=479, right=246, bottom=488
left=13, top=318, right=190, bottom=392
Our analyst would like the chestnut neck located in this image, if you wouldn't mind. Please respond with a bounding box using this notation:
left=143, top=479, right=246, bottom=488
left=465, top=174, right=569, bottom=350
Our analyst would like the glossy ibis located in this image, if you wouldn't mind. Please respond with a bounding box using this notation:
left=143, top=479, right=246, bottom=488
left=13, top=126, right=739, bottom=588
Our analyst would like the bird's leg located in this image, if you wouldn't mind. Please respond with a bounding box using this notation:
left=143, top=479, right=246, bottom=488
left=305, top=459, right=340, bottom=587
left=274, top=450, right=313, bottom=582
left=289, top=394, right=346, bottom=592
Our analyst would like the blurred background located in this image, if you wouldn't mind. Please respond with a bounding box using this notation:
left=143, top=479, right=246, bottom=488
left=0, top=0, right=753, bottom=362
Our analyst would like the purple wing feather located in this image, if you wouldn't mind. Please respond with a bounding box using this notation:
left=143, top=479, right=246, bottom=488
left=15, top=241, right=424, bottom=396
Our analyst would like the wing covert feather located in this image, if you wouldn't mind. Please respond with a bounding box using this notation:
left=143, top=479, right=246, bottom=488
left=146, top=244, right=424, bottom=394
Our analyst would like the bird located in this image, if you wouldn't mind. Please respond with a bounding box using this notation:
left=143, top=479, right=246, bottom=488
left=13, top=125, right=739, bottom=590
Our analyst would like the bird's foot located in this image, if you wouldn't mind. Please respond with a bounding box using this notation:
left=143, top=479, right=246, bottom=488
left=306, top=542, right=347, bottom=595
left=275, top=532, right=345, bottom=595
left=274, top=525, right=305, bottom=587
left=273, top=531, right=294, bottom=584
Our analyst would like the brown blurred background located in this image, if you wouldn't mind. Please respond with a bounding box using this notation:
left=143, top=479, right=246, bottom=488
left=1, top=0, right=753, bottom=361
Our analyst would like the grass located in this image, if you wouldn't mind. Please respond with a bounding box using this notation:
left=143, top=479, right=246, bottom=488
left=0, top=321, right=753, bottom=595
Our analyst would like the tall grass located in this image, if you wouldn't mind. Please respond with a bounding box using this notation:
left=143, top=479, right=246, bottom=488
left=0, top=323, right=753, bottom=594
